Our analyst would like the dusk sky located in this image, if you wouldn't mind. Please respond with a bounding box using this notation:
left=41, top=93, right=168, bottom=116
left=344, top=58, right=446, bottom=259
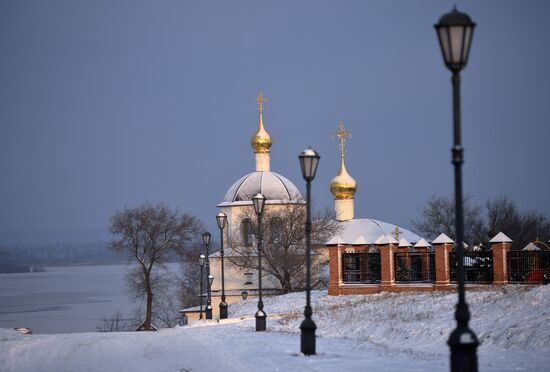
left=1, top=0, right=549, bottom=246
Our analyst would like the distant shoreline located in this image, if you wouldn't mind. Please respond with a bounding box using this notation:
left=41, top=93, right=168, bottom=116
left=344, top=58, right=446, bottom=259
left=0, top=261, right=182, bottom=274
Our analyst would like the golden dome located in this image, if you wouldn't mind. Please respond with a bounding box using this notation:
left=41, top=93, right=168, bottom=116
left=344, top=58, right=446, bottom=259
left=250, top=93, right=272, bottom=154
left=330, top=122, right=357, bottom=199
left=330, top=159, right=357, bottom=199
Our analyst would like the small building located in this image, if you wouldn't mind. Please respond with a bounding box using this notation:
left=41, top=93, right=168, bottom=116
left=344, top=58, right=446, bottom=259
left=208, top=94, right=307, bottom=318
left=325, top=123, right=425, bottom=295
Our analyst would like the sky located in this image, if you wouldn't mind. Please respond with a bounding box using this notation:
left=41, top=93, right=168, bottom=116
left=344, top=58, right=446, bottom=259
left=1, top=0, right=549, bottom=246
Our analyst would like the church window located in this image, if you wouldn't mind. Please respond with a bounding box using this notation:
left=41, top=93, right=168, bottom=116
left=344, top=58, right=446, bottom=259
left=241, top=218, right=254, bottom=247
left=270, top=217, right=283, bottom=244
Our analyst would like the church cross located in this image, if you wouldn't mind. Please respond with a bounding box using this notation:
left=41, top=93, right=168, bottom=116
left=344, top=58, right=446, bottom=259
left=257, top=93, right=267, bottom=114
left=331, top=122, right=352, bottom=159
left=393, top=226, right=402, bottom=240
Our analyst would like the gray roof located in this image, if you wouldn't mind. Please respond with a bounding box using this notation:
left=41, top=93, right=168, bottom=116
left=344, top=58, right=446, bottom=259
left=326, top=219, right=422, bottom=245
left=218, top=171, right=304, bottom=207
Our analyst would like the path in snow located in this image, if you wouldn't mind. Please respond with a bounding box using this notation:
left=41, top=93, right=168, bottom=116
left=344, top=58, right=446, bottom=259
left=1, top=286, right=549, bottom=371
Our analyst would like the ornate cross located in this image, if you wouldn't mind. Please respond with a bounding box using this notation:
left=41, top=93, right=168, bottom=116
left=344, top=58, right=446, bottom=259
left=257, top=93, right=266, bottom=114
left=331, top=122, right=352, bottom=159
left=393, top=226, right=402, bottom=240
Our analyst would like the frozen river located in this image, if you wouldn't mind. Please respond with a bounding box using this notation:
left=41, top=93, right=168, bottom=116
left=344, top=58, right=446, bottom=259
left=0, top=264, right=178, bottom=334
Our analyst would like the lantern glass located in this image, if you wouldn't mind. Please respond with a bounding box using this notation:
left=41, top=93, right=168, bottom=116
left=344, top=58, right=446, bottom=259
left=216, top=212, right=227, bottom=230
left=435, top=7, right=475, bottom=71
left=202, top=232, right=211, bottom=246
left=252, top=193, right=266, bottom=216
left=208, top=275, right=214, bottom=286
left=199, top=254, right=205, bottom=267
left=299, top=148, right=320, bottom=181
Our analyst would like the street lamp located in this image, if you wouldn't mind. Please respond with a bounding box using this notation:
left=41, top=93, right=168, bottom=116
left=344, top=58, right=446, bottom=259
left=208, top=274, right=214, bottom=318
left=298, top=147, right=320, bottom=355
left=241, top=290, right=248, bottom=300
left=252, top=192, right=266, bottom=332
left=216, top=212, right=228, bottom=319
left=435, top=7, right=479, bottom=372
left=202, top=232, right=213, bottom=320
left=199, top=254, right=205, bottom=320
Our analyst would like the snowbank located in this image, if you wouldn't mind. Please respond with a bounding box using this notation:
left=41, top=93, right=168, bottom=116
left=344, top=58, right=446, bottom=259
left=1, top=285, right=548, bottom=372
left=230, top=285, right=550, bottom=353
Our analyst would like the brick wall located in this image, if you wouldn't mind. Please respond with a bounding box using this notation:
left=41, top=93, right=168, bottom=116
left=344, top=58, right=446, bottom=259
left=327, top=232, right=519, bottom=296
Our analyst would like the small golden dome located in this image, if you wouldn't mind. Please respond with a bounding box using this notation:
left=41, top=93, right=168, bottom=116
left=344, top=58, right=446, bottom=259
left=330, top=122, right=356, bottom=199
left=250, top=93, right=272, bottom=154
left=330, top=160, right=357, bottom=199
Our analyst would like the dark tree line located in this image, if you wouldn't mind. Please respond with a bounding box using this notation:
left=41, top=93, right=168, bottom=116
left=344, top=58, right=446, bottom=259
left=412, top=195, right=550, bottom=249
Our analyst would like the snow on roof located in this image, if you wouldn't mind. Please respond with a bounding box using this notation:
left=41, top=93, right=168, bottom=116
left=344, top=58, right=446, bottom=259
left=522, top=242, right=541, bottom=251
left=375, top=234, right=399, bottom=245
left=413, top=238, right=431, bottom=248
left=352, top=235, right=368, bottom=245
left=398, top=238, right=411, bottom=247
left=374, top=235, right=385, bottom=244
left=489, top=232, right=513, bottom=243
left=432, top=233, right=454, bottom=244
left=326, top=235, right=346, bottom=245
left=218, top=171, right=304, bottom=207
left=329, top=219, right=422, bottom=246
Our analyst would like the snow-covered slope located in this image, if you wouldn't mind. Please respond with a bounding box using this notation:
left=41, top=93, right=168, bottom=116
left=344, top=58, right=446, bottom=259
left=231, top=285, right=550, bottom=352
left=1, top=286, right=548, bottom=372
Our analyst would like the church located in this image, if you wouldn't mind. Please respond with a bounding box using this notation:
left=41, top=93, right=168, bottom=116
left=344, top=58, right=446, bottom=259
left=205, top=94, right=427, bottom=318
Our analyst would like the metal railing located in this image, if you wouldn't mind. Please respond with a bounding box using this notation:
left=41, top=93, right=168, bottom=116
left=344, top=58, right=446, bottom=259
left=394, top=252, right=435, bottom=283
left=342, top=252, right=381, bottom=284
left=508, top=250, right=550, bottom=284
left=449, top=251, right=493, bottom=283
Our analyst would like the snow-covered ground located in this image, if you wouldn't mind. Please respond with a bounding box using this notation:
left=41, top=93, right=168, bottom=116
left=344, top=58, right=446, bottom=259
left=1, top=286, right=549, bottom=371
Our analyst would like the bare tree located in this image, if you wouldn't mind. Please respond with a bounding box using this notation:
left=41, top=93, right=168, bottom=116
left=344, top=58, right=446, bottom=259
left=178, top=241, right=204, bottom=309
left=96, top=311, right=134, bottom=332
left=487, top=195, right=550, bottom=249
left=229, top=204, right=339, bottom=293
left=109, top=202, right=202, bottom=331
left=412, top=194, right=485, bottom=245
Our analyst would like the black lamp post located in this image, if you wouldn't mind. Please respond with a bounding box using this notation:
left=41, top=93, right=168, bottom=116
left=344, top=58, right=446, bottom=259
left=216, top=212, right=228, bottom=319
left=208, top=274, right=214, bottom=318
left=252, top=192, right=266, bottom=332
left=435, top=7, right=479, bottom=372
left=298, top=147, right=320, bottom=355
left=199, top=254, right=205, bottom=320
left=202, top=232, right=213, bottom=320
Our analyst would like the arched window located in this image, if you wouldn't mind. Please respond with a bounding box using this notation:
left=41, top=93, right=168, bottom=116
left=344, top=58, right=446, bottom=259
left=241, top=218, right=254, bottom=247
left=270, top=217, right=283, bottom=244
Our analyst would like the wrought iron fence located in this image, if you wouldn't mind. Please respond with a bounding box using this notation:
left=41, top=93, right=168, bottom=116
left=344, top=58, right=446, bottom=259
left=394, top=252, right=435, bottom=283
left=342, top=252, right=381, bottom=284
left=449, top=251, right=493, bottom=283
left=508, top=250, right=550, bottom=284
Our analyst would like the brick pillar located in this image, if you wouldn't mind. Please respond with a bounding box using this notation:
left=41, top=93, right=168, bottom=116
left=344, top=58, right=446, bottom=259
left=434, top=242, right=452, bottom=289
left=491, top=242, right=512, bottom=284
left=379, top=243, right=396, bottom=289
left=328, top=245, right=340, bottom=295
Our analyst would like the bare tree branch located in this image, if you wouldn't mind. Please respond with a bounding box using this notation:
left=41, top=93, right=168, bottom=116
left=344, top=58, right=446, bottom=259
left=109, top=202, right=202, bottom=330
left=228, top=204, right=339, bottom=293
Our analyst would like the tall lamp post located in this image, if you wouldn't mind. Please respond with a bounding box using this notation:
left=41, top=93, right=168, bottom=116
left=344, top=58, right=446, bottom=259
left=216, top=212, right=228, bottom=319
left=252, top=192, right=266, bottom=331
left=298, top=148, right=320, bottom=355
left=199, top=254, right=205, bottom=320
left=435, top=7, right=479, bottom=372
left=202, top=232, right=213, bottom=320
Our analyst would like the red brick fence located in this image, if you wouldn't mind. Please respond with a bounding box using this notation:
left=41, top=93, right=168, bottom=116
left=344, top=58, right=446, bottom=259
left=328, top=232, right=549, bottom=296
